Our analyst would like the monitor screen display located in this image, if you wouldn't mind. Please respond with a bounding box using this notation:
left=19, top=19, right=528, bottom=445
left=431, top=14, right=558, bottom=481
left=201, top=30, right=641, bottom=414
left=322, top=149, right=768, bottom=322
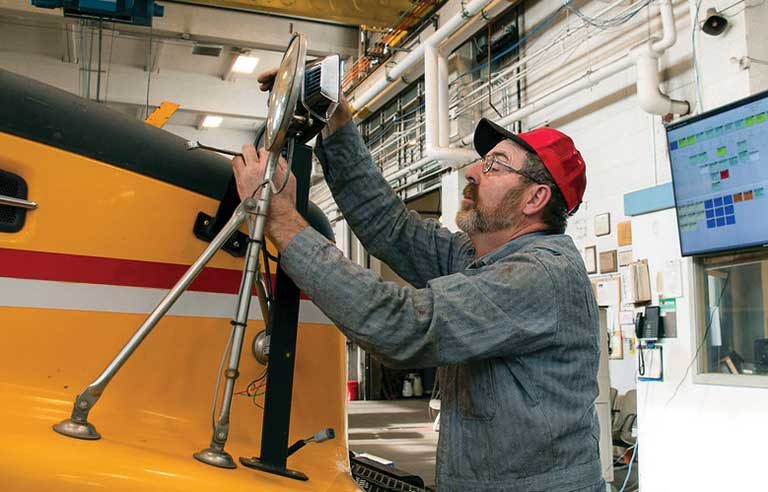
left=667, top=90, right=768, bottom=256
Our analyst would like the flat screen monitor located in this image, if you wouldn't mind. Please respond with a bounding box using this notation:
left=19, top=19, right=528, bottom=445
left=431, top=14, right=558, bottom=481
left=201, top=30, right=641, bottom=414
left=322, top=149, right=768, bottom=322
left=667, top=90, right=768, bottom=256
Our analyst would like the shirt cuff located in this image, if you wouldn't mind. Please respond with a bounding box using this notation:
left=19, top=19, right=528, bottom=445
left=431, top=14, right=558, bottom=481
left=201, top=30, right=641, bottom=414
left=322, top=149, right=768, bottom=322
left=314, top=120, right=365, bottom=181
left=279, top=226, right=330, bottom=296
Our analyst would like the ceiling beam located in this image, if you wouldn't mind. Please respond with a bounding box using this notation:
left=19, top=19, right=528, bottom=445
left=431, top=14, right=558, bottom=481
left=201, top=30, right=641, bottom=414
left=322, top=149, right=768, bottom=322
left=0, top=51, right=271, bottom=120
left=0, top=0, right=359, bottom=57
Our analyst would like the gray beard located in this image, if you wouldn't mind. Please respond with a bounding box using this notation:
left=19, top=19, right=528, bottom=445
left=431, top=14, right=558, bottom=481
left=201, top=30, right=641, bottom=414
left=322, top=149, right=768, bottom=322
left=455, top=208, right=486, bottom=234
left=455, top=189, right=525, bottom=235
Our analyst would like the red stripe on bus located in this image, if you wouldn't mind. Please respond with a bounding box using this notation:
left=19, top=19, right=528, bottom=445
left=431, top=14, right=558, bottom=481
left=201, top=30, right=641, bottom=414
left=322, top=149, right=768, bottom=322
left=0, top=247, right=306, bottom=298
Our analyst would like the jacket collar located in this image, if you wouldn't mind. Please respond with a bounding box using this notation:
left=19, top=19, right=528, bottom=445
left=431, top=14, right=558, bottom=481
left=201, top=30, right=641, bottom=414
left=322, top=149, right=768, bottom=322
left=470, top=231, right=549, bottom=268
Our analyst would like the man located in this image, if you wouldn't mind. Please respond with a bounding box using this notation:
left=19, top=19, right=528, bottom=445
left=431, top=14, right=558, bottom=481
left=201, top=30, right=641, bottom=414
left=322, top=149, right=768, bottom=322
left=231, top=73, right=603, bottom=492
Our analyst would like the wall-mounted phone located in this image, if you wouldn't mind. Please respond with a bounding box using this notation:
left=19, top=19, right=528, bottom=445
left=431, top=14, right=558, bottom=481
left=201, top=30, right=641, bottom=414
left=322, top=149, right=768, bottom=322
left=635, top=306, right=662, bottom=341
left=636, top=306, right=664, bottom=380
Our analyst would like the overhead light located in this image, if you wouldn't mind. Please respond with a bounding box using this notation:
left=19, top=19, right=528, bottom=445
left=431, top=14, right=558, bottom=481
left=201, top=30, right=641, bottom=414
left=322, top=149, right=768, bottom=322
left=201, top=115, right=223, bottom=128
left=232, top=54, right=260, bottom=74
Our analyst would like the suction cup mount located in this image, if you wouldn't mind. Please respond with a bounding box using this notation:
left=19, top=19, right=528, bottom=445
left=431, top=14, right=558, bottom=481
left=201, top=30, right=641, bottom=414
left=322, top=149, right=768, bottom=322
left=193, top=448, right=237, bottom=469
left=53, top=418, right=100, bottom=440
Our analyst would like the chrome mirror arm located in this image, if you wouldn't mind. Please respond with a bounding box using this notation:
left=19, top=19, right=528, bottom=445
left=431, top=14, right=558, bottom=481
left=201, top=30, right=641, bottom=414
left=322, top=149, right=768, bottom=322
left=53, top=196, right=260, bottom=440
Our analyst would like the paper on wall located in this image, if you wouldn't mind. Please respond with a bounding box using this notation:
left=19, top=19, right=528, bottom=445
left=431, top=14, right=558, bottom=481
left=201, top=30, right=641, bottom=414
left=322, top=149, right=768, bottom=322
left=660, top=259, right=683, bottom=298
left=619, top=310, right=636, bottom=325
left=596, top=278, right=621, bottom=306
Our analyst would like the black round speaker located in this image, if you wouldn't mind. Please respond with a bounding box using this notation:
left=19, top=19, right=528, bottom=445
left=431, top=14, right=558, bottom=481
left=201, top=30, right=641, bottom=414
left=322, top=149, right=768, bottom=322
left=702, top=9, right=728, bottom=36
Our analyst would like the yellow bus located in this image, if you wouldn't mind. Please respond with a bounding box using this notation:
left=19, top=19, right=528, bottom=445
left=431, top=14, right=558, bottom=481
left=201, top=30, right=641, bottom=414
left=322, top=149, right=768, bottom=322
left=0, top=68, right=362, bottom=492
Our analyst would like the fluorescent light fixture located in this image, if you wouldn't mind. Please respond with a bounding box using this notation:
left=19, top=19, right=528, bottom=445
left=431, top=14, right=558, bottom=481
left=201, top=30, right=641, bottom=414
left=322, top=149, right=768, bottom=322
left=232, top=54, right=260, bottom=74
left=202, top=115, right=223, bottom=128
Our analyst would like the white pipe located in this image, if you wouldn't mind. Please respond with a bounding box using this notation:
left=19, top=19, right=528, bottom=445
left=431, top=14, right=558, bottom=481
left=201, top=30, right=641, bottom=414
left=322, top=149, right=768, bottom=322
left=458, top=55, right=637, bottom=145
left=636, top=51, right=690, bottom=115
left=437, top=50, right=450, bottom=148
left=351, top=0, right=495, bottom=112
left=387, top=156, right=433, bottom=182
left=424, top=45, right=440, bottom=153
left=424, top=44, right=478, bottom=167
left=371, top=0, right=688, bottom=184
left=650, top=0, right=677, bottom=53
left=457, top=0, right=688, bottom=146
left=637, top=0, right=690, bottom=115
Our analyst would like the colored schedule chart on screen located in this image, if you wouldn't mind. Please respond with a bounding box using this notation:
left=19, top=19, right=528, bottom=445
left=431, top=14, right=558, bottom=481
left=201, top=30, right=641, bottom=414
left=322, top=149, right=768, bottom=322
left=667, top=92, right=768, bottom=256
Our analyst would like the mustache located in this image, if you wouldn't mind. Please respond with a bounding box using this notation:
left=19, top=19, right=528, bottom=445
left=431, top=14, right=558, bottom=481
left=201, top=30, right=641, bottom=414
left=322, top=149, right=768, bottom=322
left=462, top=183, right=478, bottom=201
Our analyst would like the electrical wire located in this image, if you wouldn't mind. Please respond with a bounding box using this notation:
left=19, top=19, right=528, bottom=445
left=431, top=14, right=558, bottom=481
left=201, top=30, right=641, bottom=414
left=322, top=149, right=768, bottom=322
left=618, top=442, right=638, bottom=492
left=357, top=0, right=671, bottom=199
left=104, top=25, right=116, bottom=104
left=452, top=0, right=654, bottom=109
left=87, top=20, right=94, bottom=99
left=453, top=0, right=573, bottom=84
left=719, top=0, right=767, bottom=17
left=666, top=271, right=731, bottom=407
left=567, top=0, right=653, bottom=30
left=144, top=26, right=153, bottom=119
left=210, top=329, right=236, bottom=431
left=261, top=244, right=275, bottom=303
left=692, top=0, right=705, bottom=113
left=236, top=369, right=268, bottom=409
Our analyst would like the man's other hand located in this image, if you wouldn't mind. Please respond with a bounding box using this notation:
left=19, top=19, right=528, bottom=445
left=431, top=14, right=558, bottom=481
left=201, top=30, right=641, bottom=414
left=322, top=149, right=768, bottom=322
left=256, top=67, right=353, bottom=135
left=257, top=68, right=278, bottom=92
left=232, top=145, right=307, bottom=250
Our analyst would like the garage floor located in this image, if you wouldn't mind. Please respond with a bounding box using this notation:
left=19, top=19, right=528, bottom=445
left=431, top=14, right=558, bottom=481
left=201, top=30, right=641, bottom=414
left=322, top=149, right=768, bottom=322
left=348, top=400, right=638, bottom=492
left=347, top=399, right=438, bottom=488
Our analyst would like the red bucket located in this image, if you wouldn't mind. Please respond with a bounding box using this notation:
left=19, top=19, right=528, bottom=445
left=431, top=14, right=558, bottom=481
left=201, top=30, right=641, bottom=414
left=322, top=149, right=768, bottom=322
left=347, top=380, right=359, bottom=401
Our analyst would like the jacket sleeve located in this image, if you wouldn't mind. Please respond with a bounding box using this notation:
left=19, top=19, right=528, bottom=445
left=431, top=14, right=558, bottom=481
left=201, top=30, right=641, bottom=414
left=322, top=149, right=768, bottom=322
left=314, top=121, right=473, bottom=287
left=280, top=227, right=559, bottom=368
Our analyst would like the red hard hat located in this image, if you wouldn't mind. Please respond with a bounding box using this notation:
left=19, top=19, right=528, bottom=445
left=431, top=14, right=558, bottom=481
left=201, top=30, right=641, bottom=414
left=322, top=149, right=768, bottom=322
left=474, top=118, right=587, bottom=214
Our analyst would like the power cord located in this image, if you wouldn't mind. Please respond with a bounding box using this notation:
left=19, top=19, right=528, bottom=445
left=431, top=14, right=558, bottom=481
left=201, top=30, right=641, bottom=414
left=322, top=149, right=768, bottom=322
left=619, top=441, right=638, bottom=492
left=210, top=329, right=236, bottom=431
left=666, top=271, right=731, bottom=407
left=692, top=0, right=705, bottom=113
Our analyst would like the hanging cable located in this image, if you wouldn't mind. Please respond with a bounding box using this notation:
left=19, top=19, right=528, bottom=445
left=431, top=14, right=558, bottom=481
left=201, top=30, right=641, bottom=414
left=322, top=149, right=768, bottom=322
left=96, top=19, right=103, bottom=102
left=144, top=26, right=153, bottom=119
left=666, top=272, right=731, bottom=407
left=618, top=442, right=638, bottom=492
left=210, top=329, right=236, bottom=431
left=453, top=0, right=573, bottom=84
left=104, top=24, right=116, bottom=103
left=691, top=0, right=705, bottom=112
left=567, top=0, right=653, bottom=30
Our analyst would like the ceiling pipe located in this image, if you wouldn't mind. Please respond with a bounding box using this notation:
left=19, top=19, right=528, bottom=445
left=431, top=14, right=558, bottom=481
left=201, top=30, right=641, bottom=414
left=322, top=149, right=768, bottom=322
left=458, top=0, right=689, bottom=147
left=424, top=44, right=478, bottom=167
left=350, top=0, right=497, bottom=113
left=362, top=0, right=689, bottom=184
left=636, top=0, right=690, bottom=115
left=353, top=0, right=513, bottom=119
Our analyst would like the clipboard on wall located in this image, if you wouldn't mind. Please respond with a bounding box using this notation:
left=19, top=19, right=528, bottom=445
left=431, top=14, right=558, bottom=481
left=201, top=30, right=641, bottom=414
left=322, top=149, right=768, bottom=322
left=638, top=344, right=663, bottom=381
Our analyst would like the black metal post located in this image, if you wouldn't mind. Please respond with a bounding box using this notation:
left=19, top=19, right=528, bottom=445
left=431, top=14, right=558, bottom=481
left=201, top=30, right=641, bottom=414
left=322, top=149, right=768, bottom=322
left=239, top=143, right=313, bottom=481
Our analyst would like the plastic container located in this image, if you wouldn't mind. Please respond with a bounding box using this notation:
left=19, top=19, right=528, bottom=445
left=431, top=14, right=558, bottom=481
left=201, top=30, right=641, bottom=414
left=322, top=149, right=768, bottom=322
left=347, top=380, right=359, bottom=401
left=412, top=374, right=423, bottom=397
left=402, top=379, right=414, bottom=398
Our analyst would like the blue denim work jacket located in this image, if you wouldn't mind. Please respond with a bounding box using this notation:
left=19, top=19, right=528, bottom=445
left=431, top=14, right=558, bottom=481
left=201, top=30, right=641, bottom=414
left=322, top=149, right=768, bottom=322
left=280, top=122, right=604, bottom=491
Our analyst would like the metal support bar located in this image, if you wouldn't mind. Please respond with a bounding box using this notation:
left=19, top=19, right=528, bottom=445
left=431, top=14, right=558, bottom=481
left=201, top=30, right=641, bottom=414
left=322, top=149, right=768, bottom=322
left=0, top=195, right=37, bottom=210
left=53, top=196, right=259, bottom=440
left=194, top=152, right=279, bottom=468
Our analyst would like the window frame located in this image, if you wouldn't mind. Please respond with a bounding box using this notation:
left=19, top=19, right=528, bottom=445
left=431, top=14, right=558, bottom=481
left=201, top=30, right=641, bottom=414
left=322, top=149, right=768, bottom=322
left=691, top=249, right=768, bottom=388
